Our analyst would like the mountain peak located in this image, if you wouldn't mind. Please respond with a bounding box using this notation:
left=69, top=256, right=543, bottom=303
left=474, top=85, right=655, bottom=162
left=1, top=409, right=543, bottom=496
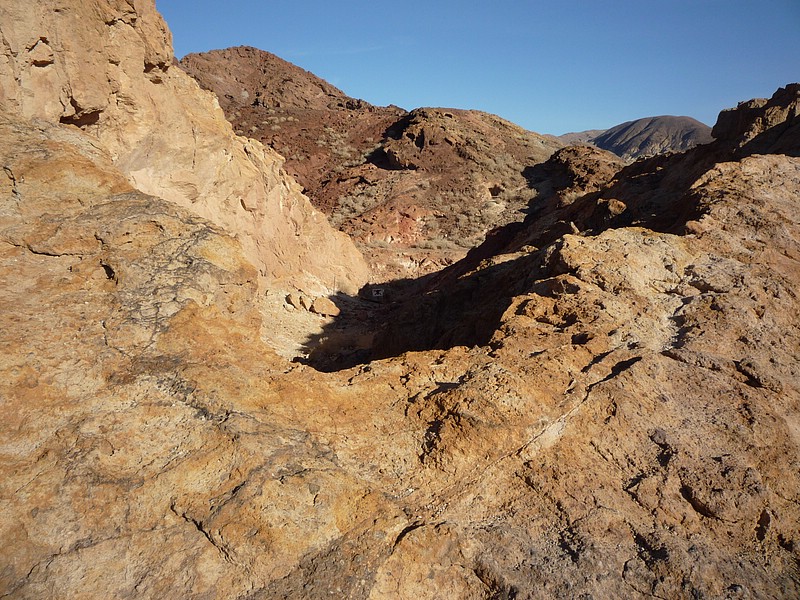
left=181, top=46, right=356, bottom=112
left=561, top=115, right=714, bottom=161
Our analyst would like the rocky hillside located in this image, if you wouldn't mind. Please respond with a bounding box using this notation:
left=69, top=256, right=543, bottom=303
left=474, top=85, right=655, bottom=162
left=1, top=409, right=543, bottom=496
left=364, top=86, right=800, bottom=361
left=555, top=128, right=605, bottom=146
left=1, top=1, right=799, bottom=598
left=180, top=47, right=563, bottom=280
left=180, top=45, right=353, bottom=112
left=562, top=115, right=714, bottom=161
left=0, top=6, right=367, bottom=300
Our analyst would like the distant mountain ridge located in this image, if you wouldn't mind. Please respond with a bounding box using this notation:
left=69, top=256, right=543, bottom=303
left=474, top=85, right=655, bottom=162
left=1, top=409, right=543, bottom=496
left=561, top=115, right=713, bottom=161
left=555, top=129, right=605, bottom=146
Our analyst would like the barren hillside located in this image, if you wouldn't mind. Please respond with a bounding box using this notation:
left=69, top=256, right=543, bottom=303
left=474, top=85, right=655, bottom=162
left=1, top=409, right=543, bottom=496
left=561, top=115, right=713, bottom=161
left=180, top=47, right=563, bottom=280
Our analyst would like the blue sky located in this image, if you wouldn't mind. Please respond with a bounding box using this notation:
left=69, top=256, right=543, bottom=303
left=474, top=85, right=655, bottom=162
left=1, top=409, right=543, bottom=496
left=155, top=0, right=799, bottom=135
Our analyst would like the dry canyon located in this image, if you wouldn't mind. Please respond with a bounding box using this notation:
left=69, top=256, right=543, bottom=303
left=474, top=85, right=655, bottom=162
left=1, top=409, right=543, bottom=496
left=0, top=1, right=799, bottom=599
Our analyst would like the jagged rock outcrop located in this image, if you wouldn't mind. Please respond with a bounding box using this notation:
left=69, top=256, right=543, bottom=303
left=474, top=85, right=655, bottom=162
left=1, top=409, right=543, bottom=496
left=180, top=48, right=562, bottom=280
left=3, top=94, right=800, bottom=598
left=1, top=1, right=798, bottom=597
left=0, top=1, right=367, bottom=297
left=561, top=115, right=713, bottom=162
left=712, top=83, right=800, bottom=155
left=526, top=144, right=626, bottom=203
left=310, top=87, right=800, bottom=597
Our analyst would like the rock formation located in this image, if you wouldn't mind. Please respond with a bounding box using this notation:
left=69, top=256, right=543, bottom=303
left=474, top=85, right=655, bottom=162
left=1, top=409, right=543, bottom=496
left=0, top=1, right=367, bottom=298
left=712, top=83, right=800, bottom=156
left=179, top=45, right=355, bottom=113
left=0, top=1, right=798, bottom=598
left=561, top=115, right=714, bottom=162
left=180, top=47, right=563, bottom=280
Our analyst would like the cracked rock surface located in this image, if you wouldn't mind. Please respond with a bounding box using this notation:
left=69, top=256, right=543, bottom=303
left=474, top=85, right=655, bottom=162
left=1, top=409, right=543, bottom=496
left=0, top=1, right=799, bottom=598
left=0, top=0, right=368, bottom=300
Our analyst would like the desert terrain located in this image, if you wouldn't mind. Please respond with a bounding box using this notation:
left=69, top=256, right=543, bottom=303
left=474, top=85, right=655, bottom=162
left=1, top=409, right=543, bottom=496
left=0, top=1, right=798, bottom=598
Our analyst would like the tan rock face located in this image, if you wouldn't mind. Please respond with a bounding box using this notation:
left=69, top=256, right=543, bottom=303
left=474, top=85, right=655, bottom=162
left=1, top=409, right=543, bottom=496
left=712, top=83, right=800, bottom=155
left=1, top=1, right=799, bottom=597
left=0, top=0, right=368, bottom=297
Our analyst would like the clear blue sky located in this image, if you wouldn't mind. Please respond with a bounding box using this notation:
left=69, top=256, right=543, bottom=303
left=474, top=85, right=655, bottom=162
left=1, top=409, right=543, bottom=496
left=155, top=0, right=799, bottom=135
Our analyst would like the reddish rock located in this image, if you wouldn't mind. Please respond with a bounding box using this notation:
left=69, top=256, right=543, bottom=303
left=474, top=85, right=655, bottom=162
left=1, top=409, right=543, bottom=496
left=180, top=48, right=563, bottom=280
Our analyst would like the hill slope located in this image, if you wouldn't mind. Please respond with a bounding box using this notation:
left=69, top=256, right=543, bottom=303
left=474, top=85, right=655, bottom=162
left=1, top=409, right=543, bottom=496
left=180, top=45, right=351, bottom=112
left=180, top=47, right=563, bottom=280
left=593, top=115, right=714, bottom=160
left=561, top=115, right=713, bottom=161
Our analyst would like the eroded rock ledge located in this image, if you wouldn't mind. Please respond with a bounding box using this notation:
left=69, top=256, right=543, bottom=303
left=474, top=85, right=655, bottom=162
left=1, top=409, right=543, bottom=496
left=0, top=0, right=368, bottom=300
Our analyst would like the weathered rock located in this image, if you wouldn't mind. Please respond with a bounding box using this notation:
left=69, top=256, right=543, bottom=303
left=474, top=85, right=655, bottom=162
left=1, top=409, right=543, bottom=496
left=712, top=83, right=800, bottom=155
left=0, top=0, right=368, bottom=297
left=310, top=296, right=341, bottom=317
left=285, top=292, right=303, bottom=310
left=0, top=2, right=799, bottom=598
left=0, top=110, right=410, bottom=599
left=352, top=103, right=800, bottom=597
left=527, top=144, right=625, bottom=204
left=180, top=48, right=563, bottom=281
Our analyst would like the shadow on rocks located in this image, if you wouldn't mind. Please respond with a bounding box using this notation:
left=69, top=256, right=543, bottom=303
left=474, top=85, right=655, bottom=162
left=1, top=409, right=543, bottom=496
left=295, top=248, right=547, bottom=373
left=298, top=101, right=800, bottom=372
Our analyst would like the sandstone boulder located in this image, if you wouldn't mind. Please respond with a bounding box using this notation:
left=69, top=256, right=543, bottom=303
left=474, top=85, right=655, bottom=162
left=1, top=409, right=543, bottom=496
left=310, top=296, right=341, bottom=317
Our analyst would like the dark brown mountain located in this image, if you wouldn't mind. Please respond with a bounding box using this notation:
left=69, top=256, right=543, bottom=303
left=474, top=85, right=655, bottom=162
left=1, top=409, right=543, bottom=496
left=554, top=128, right=604, bottom=146
left=180, top=46, right=563, bottom=280
left=561, top=116, right=713, bottom=161
left=180, top=45, right=351, bottom=111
